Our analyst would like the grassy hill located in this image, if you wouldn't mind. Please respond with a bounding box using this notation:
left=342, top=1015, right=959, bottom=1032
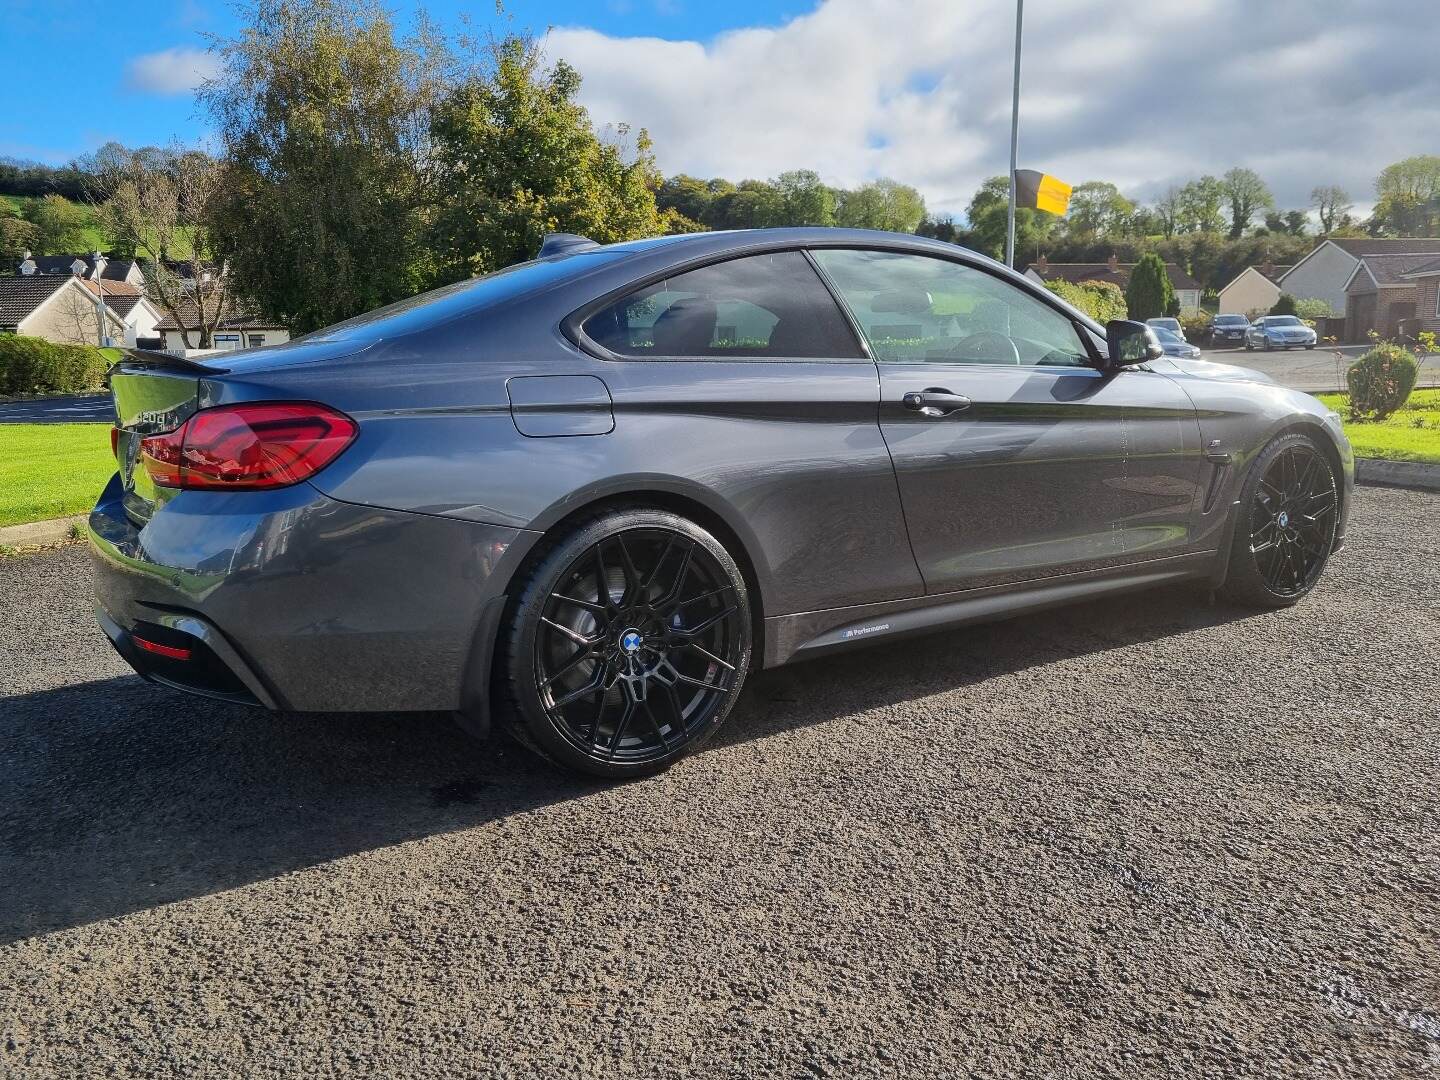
left=2, top=194, right=111, bottom=253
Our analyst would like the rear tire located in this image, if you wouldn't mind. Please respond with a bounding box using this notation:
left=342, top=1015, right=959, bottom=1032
left=1220, top=433, right=1339, bottom=608
left=500, top=508, right=752, bottom=779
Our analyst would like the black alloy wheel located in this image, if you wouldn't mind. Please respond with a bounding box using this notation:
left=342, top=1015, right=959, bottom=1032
left=503, top=509, right=751, bottom=777
left=1222, top=433, right=1338, bottom=607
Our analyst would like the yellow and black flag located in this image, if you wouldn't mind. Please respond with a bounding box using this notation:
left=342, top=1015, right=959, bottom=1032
left=1014, top=170, right=1072, bottom=215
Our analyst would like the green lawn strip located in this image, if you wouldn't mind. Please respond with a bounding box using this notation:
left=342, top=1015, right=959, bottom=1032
left=1314, top=389, right=1440, bottom=464
left=0, top=424, right=114, bottom=527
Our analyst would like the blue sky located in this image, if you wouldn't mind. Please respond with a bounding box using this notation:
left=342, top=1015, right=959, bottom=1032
left=1, top=0, right=811, bottom=165
left=4, top=0, right=1437, bottom=219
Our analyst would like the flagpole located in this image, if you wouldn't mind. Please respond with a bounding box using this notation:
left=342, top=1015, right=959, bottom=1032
left=1005, top=0, right=1024, bottom=268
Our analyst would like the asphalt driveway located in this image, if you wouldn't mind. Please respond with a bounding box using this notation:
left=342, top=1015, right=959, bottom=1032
left=2, top=485, right=1438, bottom=1078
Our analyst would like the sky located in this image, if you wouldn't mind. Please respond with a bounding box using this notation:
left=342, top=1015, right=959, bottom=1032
left=4, top=0, right=1438, bottom=221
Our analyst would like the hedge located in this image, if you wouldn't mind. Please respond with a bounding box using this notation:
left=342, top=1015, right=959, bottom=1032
left=1044, top=278, right=1128, bottom=324
left=0, top=334, right=113, bottom=395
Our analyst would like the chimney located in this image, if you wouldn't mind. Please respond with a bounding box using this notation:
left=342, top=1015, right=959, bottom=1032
left=91, top=250, right=107, bottom=279
left=19, top=250, right=35, bottom=275
left=1036, top=254, right=1049, bottom=273
left=1106, top=253, right=1120, bottom=273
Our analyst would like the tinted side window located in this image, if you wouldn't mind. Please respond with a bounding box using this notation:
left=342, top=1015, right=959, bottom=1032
left=583, top=251, right=864, bottom=359
left=811, top=248, right=1094, bottom=367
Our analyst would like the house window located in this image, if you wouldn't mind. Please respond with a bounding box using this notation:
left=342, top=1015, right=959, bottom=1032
left=214, top=333, right=241, bottom=350
left=247, top=334, right=266, bottom=348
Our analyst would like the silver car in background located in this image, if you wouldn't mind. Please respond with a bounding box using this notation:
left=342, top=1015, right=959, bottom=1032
left=1246, top=315, right=1317, bottom=351
left=1153, top=325, right=1202, bottom=360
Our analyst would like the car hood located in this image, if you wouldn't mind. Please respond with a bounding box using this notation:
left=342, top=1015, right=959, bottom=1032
left=1153, top=357, right=1277, bottom=385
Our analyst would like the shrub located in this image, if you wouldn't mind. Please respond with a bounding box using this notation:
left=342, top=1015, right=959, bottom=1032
left=0, top=335, right=112, bottom=395
left=1293, top=297, right=1334, bottom=320
left=1346, top=343, right=1418, bottom=421
left=1270, top=293, right=1298, bottom=316
left=1124, top=253, right=1175, bottom=321
left=1044, top=278, right=1127, bottom=323
left=1179, top=311, right=1211, bottom=339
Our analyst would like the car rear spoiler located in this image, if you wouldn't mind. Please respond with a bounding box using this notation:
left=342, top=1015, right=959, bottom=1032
left=112, top=347, right=231, bottom=375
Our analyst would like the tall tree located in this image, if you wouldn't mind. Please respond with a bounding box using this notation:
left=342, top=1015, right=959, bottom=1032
left=1064, top=181, right=1134, bottom=239
left=1176, top=176, right=1226, bottom=234
left=962, top=175, right=1052, bottom=260
left=1309, top=185, right=1351, bottom=235
left=835, top=178, right=926, bottom=233
left=1153, top=186, right=1183, bottom=239
left=26, top=194, right=90, bottom=254
left=97, top=145, right=235, bottom=349
left=771, top=169, right=835, bottom=226
left=1371, top=155, right=1440, bottom=236
left=428, top=34, right=674, bottom=278
left=1124, top=252, right=1175, bottom=320
left=202, top=0, right=446, bottom=334
left=1221, top=167, right=1273, bottom=238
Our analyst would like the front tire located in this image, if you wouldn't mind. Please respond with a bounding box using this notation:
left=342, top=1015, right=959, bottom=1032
left=500, top=508, right=752, bottom=778
left=1220, top=433, right=1339, bottom=608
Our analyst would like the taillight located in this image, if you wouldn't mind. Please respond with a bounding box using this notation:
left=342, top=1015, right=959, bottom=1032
left=110, top=426, right=120, bottom=458
left=139, top=402, right=358, bottom=490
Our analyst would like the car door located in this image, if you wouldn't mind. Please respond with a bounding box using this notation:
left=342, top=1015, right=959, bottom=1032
left=575, top=249, right=924, bottom=616
left=810, top=247, right=1205, bottom=594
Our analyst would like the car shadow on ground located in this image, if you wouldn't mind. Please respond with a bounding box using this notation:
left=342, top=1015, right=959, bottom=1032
left=1, top=584, right=1255, bottom=946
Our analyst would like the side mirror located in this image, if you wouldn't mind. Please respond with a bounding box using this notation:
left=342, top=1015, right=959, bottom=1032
left=1106, top=319, right=1164, bottom=367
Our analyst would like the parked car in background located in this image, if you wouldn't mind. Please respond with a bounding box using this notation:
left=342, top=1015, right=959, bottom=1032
left=1245, top=315, right=1317, bottom=351
left=1146, top=317, right=1184, bottom=339
left=1207, top=313, right=1250, bottom=346
left=89, top=228, right=1353, bottom=779
left=1153, top=325, right=1202, bottom=359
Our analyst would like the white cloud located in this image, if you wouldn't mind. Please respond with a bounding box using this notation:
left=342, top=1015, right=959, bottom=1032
left=545, top=0, right=1440, bottom=220
left=124, top=47, right=221, bottom=96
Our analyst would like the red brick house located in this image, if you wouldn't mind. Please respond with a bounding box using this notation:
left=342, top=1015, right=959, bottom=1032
left=1398, top=257, right=1440, bottom=338
left=1342, top=253, right=1440, bottom=342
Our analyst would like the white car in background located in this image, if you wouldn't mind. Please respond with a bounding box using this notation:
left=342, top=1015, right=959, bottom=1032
left=1245, top=315, right=1317, bottom=351
left=1146, top=317, right=1185, bottom=340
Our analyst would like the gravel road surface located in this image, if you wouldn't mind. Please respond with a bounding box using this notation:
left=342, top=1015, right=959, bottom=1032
left=3, top=486, right=1438, bottom=1079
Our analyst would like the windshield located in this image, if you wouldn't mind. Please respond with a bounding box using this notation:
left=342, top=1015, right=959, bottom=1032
left=1265, top=316, right=1302, bottom=326
left=1215, top=315, right=1247, bottom=324
left=1154, top=326, right=1181, bottom=343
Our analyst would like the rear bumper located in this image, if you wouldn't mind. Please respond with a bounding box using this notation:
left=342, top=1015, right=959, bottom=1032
left=88, top=473, right=539, bottom=713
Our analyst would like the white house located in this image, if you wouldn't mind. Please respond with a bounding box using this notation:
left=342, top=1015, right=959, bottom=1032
left=154, top=301, right=290, bottom=354
left=1276, top=238, right=1440, bottom=315
left=78, top=280, right=164, bottom=347
left=0, top=275, right=127, bottom=344
left=1216, top=263, right=1292, bottom=316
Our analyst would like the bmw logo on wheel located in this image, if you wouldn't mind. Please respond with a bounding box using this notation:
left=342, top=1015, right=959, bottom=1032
left=620, top=630, right=644, bottom=654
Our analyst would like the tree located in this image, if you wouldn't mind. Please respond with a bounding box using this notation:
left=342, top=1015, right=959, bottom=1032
left=1124, top=253, right=1175, bottom=320
left=707, top=180, right=780, bottom=229
left=771, top=169, right=835, bottom=226
left=1064, top=181, right=1134, bottom=240
left=1310, top=185, right=1351, bottom=235
left=428, top=34, right=674, bottom=280
left=1221, top=167, right=1273, bottom=238
left=962, top=175, right=1053, bottom=261
left=1153, top=187, right=1183, bottom=239
left=0, top=202, right=36, bottom=262
left=97, top=145, right=235, bottom=349
left=1269, top=293, right=1297, bottom=316
left=1176, top=176, right=1226, bottom=234
left=835, top=178, right=926, bottom=233
left=26, top=194, right=90, bottom=254
left=916, top=214, right=959, bottom=243
left=1371, top=155, right=1440, bottom=236
left=202, top=0, right=448, bottom=334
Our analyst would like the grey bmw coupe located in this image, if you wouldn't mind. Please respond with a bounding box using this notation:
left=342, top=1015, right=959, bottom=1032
left=91, top=228, right=1353, bottom=778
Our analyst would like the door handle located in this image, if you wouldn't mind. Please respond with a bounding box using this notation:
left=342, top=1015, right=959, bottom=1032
left=902, top=388, right=972, bottom=416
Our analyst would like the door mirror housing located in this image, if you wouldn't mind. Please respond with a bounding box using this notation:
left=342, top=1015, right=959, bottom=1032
left=1105, top=319, right=1165, bottom=367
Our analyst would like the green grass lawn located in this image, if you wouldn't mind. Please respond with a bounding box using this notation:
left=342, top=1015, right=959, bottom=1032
left=1315, top=388, right=1440, bottom=464
left=0, top=424, right=114, bottom=528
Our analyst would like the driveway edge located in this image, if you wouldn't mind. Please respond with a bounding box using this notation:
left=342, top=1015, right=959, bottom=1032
left=0, top=515, right=87, bottom=551
left=1356, top=457, right=1440, bottom=493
